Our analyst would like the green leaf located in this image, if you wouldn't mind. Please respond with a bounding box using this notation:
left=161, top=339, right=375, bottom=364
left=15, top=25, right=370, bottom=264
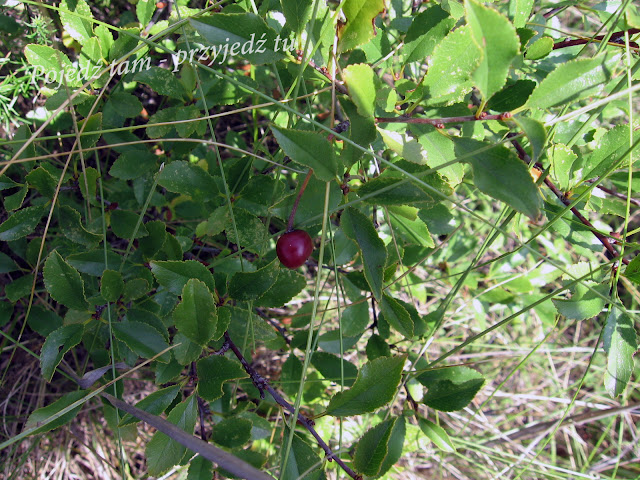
left=59, top=0, right=93, bottom=45
left=337, top=0, right=386, bottom=53
left=418, top=418, right=456, bottom=452
left=110, top=209, right=148, bottom=239
left=378, top=127, right=428, bottom=165
left=325, top=355, right=406, bottom=417
left=280, top=430, right=322, bottom=480
left=187, top=456, right=213, bottom=480
left=40, top=324, right=84, bottom=381
left=581, top=124, right=640, bottom=181
left=212, top=417, right=252, bottom=448
left=552, top=282, right=608, bottom=320
left=26, top=166, right=57, bottom=198
left=526, top=53, right=619, bottom=109
left=136, top=0, right=155, bottom=25
left=343, top=63, right=376, bottom=119
left=281, top=354, right=304, bottom=397
left=228, top=259, right=279, bottom=301
left=101, top=269, right=124, bottom=302
left=0, top=205, right=45, bottom=241
left=0, top=252, right=18, bottom=273
left=67, top=249, right=121, bottom=276
left=189, top=13, right=285, bottom=65
left=510, top=0, right=535, bottom=28
left=43, top=250, right=89, bottom=311
left=465, top=0, right=520, bottom=100
left=549, top=143, right=578, bottom=191
left=422, top=25, right=482, bottom=105
left=513, top=116, right=546, bottom=162
left=6, top=274, right=33, bottom=302
left=158, top=160, right=219, bottom=200
left=119, top=385, right=181, bottom=427
left=146, top=395, right=197, bottom=476
left=380, top=293, right=414, bottom=338
left=113, top=321, right=171, bottom=363
left=24, top=44, right=81, bottom=87
left=197, top=355, right=248, bottom=402
left=109, top=151, right=158, bottom=180
left=173, top=278, right=217, bottom=346
left=366, top=334, right=391, bottom=360
left=311, top=351, right=358, bottom=387
left=79, top=167, right=99, bottom=202
left=281, top=0, right=313, bottom=35
left=24, top=390, right=87, bottom=435
left=150, top=260, right=216, bottom=295
left=417, top=366, right=485, bottom=411
left=525, top=36, right=554, bottom=60
left=139, top=220, right=167, bottom=259
left=339, top=98, right=377, bottom=168
left=271, top=126, right=340, bottom=182
left=341, top=301, right=370, bottom=337
left=403, top=6, right=455, bottom=65
left=454, top=138, right=542, bottom=219
left=226, top=207, right=269, bottom=254
left=134, top=67, right=187, bottom=100
left=353, top=416, right=406, bottom=477
left=172, top=333, right=203, bottom=365
left=603, top=307, right=638, bottom=397
left=341, top=207, right=387, bottom=301
left=59, top=205, right=102, bottom=247
left=255, top=268, right=307, bottom=308
left=624, top=255, right=640, bottom=284
left=487, top=80, right=537, bottom=112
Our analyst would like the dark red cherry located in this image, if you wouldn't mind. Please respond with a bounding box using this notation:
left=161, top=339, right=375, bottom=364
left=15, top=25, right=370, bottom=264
left=276, top=230, right=313, bottom=269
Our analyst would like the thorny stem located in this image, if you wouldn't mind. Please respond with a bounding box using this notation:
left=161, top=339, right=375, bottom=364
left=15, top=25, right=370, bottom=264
left=221, top=332, right=361, bottom=480
left=287, top=169, right=313, bottom=232
left=509, top=137, right=629, bottom=266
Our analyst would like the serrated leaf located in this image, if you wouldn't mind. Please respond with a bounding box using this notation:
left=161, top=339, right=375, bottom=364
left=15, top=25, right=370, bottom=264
left=26, top=166, right=57, bottom=198
left=281, top=0, right=313, bottom=35
left=353, top=416, right=405, bottom=477
left=109, top=150, right=158, bottom=180
left=326, top=355, right=406, bottom=417
left=581, top=125, right=640, bottom=181
left=150, top=260, right=216, bottom=295
left=136, top=0, right=155, bottom=26
left=549, top=143, right=578, bottom=191
left=0, top=205, right=45, bottom=241
left=59, top=205, right=102, bottom=247
left=526, top=53, right=619, bottom=109
left=59, top=0, right=93, bottom=45
left=113, top=321, right=171, bottom=363
left=417, top=366, right=485, bottom=411
left=465, top=0, right=520, bottom=100
left=119, top=385, right=181, bottom=427
left=418, top=418, right=456, bottom=452
left=526, top=36, right=554, bottom=60
left=101, top=269, right=124, bottom=302
left=281, top=354, right=304, bottom=397
left=281, top=430, right=322, bottom=480
left=24, top=390, right=87, bottom=435
left=110, top=209, right=148, bottom=239
left=341, top=208, right=387, bottom=300
left=552, top=282, right=608, bottom=320
left=271, top=126, right=340, bottom=182
left=343, top=63, right=376, bottom=119
left=190, top=13, right=285, bottom=65
left=454, top=138, right=541, bottom=219
left=134, top=67, right=187, bottom=100
left=187, top=455, right=213, bottom=480
left=43, top=251, right=89, bottom=311
left=67, top=249, right=121, bottom=276
left=255, top=268, right=307, bottom=308
left=212, top=417, right=252, bottom=448
left=228, top=259, right=279, bottom=301
left=24, top=44, right=81, bottom=87
left=311, top=351, right=358, bottom=387
left=422, top=26, right=482, bottom=105
left=513, top=116, right=546, bottom=162
left=197, top=355, right=248, bottom=402
left=403, top=6, right=455, bottom=65
left=157, top=161, right=219, bottom=200
left=341, top=301, right=370, bottom=337
left=380, top=293, right=414, bottom=338
left=378, top=127, right=428, bottom=165
left=40, top=324, right=84, bottom=381
left=337, top=0, right=385, bottom=53
left=173, top=279, right=217, bottom=346
left=146, top=395, right=197, bottom=476
left=603, top=307, right=637, bottom=397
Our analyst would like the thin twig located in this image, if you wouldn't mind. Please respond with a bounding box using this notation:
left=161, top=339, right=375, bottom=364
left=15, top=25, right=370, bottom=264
left=295, top=50, right=349, bottom=95
left=509, top=138, right=629, bottom=265
left=222, top=332, right=361, bottom=480
left=376, top=112, right=511, bottom=126
left=553, top=29, right=640, bottom=50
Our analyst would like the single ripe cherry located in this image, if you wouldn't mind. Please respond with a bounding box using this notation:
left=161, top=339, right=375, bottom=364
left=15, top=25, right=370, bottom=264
left=276, top=230, right=313, bottom=269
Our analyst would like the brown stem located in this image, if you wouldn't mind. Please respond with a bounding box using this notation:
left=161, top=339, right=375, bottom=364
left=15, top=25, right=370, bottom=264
left=222, top=332, right=361, bottom=480
left=553, top=29, right=640, bottom=50
left=295, top=50, right=349, bottom=95
left=287, top=169, right=313, bottom=232
left=376, top=113, right=510, bottom=125
left=509, top=138, right=629, bottom=265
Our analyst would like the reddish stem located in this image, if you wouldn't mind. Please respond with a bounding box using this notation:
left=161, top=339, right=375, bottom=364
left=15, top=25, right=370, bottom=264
left=376, top=113, right=508, bottom=125
left=287, top=169, right=313, bottom=232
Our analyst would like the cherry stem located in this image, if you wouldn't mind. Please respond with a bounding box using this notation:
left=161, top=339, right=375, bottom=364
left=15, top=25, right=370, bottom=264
left=287, top=169, right=313, bottom=232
